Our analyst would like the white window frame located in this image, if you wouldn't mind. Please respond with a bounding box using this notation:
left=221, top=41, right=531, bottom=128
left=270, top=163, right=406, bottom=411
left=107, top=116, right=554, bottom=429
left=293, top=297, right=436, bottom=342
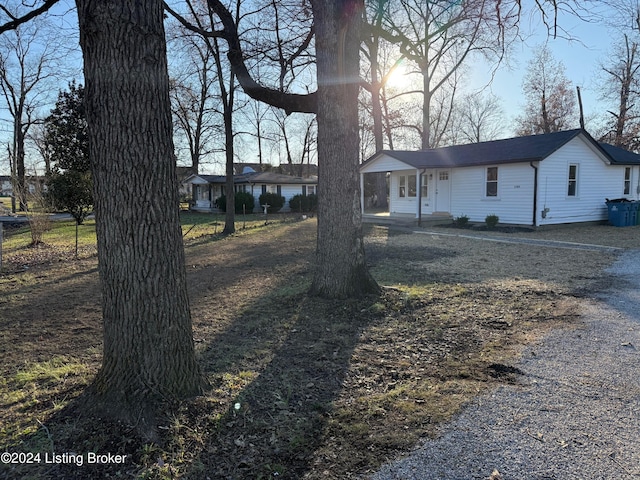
left=567, top=164, right=578, bottom=197
left=624, top=167, right=631, bottom=195
left=485, top=167, right=498, bottom=198
left=407, top=174, right=417, bottom=197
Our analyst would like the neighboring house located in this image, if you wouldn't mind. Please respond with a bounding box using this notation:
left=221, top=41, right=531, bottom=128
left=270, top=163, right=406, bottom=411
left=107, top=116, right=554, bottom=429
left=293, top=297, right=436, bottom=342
left=359, top=129, right=640, bottom=226
left=184, top=170, right=317, bottom=213
left=0, top=175, right=46, bottom=197
left=0, top=176, right=11, bottom=196
left=176, top=166, right=196, bottom=199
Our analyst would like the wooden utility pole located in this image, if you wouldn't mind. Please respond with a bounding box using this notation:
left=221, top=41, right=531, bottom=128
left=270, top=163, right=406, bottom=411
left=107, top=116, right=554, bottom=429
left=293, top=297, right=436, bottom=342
left=577, top=86, right=585, bottom=130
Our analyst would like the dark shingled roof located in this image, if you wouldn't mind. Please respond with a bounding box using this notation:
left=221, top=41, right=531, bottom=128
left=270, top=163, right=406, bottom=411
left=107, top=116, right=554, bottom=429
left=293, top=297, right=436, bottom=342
left=599, top=142, right=640, bottom=165
left=234, top=171, right=317, bottom=184
left=186, top=172, right=317, bottom=185
left=363, top=129, right=640, bottom=168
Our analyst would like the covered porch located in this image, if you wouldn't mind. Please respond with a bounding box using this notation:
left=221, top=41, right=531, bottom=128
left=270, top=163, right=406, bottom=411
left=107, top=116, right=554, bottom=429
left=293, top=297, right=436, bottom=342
left=360, top=159, right=454, bottom=224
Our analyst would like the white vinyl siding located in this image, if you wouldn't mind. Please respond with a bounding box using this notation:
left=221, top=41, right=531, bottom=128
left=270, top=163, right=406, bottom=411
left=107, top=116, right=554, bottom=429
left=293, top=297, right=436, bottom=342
left=389, top=170, right=419, bottom=215
left=449, top=163, right=534, bottom=225
left=360, top=155, right=416, bottom=174
left=536, top=137, right=617, bottom=225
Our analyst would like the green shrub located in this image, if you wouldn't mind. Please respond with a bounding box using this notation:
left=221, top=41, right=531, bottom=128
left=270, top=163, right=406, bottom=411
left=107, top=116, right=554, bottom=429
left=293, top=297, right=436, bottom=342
left=453, top=215, right=469, bottom=227
left=485, top=214, right=499, bottom=228
left=216, top=192, right=256, bottom=213
left=289, top=193, right=317, bottom=213
left=258, top=192, right=285, bottom=213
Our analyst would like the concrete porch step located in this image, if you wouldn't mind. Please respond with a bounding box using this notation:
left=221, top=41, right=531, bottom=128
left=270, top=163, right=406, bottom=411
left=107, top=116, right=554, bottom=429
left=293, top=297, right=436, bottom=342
left=362, top=213, right=452, bottom=227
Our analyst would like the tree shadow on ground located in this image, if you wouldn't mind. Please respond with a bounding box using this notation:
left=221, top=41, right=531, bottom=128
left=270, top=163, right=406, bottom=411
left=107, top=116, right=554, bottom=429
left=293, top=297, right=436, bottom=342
left=190, top=292, right=382, bottom=479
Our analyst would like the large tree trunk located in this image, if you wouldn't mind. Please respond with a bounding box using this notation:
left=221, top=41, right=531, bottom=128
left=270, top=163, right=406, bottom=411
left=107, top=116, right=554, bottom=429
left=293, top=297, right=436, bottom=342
left=14, top=116, right=27, bottom=211
left=309, top=0, right=379, bottom=298
left=368, top=34, right=389, bottom=209
left=76, top=0, right=206, bottom=429
left=223, top=113, right=235, bottom=235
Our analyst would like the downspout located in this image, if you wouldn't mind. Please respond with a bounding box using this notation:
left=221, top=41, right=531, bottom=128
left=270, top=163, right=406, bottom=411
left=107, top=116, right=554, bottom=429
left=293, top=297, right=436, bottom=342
left=530, top=161, right=538, bottom=227
left=417, top=168, right=427, bottom=227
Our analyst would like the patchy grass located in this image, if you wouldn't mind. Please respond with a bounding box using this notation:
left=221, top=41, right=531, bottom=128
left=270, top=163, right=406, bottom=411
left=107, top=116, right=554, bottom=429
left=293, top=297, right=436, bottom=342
left=179, top=210, right=305, bottom=241
left=1, top=357, right=92, bottom=446
left=0, top=218, right=607, bottom=479
left=1, top=219, right=96, bottom=253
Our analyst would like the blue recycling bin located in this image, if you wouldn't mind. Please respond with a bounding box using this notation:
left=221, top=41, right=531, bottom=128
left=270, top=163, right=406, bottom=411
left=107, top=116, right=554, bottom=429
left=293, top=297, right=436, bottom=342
left=606, top=200, right=631, bottom=227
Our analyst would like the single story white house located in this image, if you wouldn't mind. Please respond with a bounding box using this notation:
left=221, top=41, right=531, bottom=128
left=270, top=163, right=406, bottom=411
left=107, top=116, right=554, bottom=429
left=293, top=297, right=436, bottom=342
left=184, top=170, right=317, bottom=213
left=360, top=129, right=640, bottom=226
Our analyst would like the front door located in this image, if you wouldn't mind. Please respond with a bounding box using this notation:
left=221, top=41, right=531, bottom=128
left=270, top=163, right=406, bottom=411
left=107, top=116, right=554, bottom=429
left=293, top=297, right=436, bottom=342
left=435, top=170, right=450, bottom=213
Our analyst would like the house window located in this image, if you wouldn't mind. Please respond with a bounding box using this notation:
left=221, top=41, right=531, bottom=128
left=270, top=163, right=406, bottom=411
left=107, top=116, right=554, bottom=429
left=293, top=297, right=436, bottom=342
left=624, top=167, right=631, bottom=195
left=567, top=164, right=578, bottom=197
left=421, top=175, right=428, bottom=197
left=307, top=185, right=316, bottom=195
left=486, top=167, right=498, bottom=197
left=408, top=174, right=417, bottom=197
left=439, top=171, right=449, bottom=181
left=399, top=175, right=406, bottom=197
left=266, top=184, right=279, bottom=194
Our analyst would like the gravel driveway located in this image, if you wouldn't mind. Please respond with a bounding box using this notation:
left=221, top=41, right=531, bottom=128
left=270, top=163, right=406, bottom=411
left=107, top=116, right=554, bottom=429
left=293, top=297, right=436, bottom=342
left=371, top=245, right=640, bottom=480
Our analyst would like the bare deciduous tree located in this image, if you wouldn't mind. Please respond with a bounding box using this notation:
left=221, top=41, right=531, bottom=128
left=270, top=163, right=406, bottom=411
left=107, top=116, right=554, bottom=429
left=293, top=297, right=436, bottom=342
left=0, top=16, right=58, bottom=210
left=168, top=30, right=220, bottom=174
left=515, top=44, right=577, bottom=135
left=598, top=34, right=640, bottom=150
left=168, top=0, right=379, bottom=297
left=458, top=92, right=505, bottom=143
left=380, top=0, right=515, bottom=149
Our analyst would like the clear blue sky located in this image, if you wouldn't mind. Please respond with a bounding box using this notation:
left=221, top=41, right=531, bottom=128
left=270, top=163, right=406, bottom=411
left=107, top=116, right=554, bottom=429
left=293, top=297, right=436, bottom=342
left=472, top=5, right=620, bottom=137
left=0, top=2, right=626, bottom=176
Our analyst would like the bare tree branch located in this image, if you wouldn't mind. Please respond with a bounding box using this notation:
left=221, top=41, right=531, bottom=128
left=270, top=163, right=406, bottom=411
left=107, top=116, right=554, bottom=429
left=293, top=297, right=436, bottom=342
left=164, top=0, right=317, bottom=114
left=0, top=0, right=59, bottom=34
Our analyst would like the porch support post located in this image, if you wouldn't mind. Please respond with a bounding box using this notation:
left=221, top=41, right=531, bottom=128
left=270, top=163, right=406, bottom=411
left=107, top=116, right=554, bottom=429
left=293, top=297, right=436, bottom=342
left=360, top=172, right=365, bottom=216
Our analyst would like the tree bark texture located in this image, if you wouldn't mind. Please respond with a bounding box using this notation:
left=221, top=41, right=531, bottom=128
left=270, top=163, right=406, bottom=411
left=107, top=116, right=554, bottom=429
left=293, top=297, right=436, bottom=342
left=309, top=0, right=379, bottom=298
left=76, top=0, right=206, bottom=421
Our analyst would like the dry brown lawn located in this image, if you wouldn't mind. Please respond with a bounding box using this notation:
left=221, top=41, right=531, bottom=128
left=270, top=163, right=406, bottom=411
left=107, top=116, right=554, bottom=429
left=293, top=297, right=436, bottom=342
left=0, top=218, right=636, bottom=479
